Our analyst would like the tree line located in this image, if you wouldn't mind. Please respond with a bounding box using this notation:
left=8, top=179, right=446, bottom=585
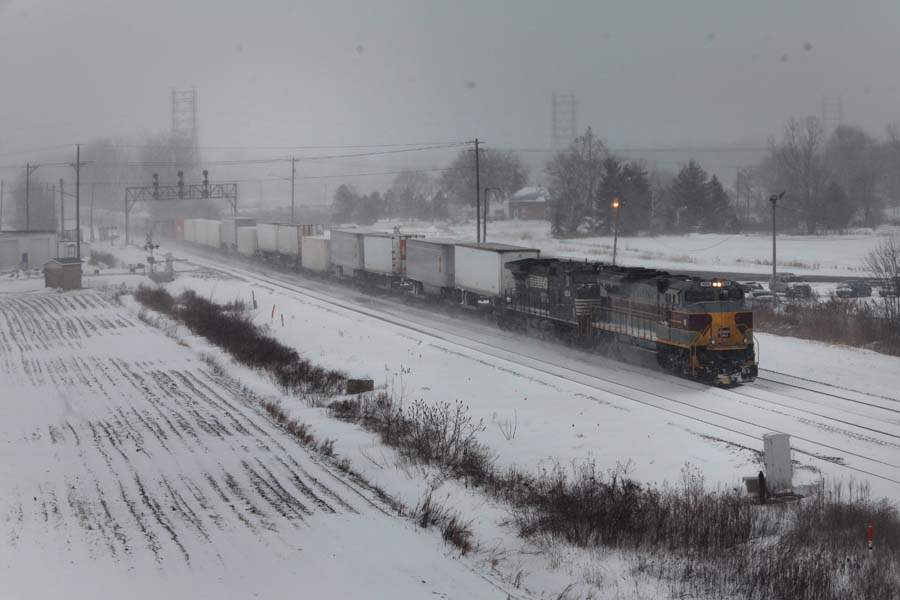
left=744, top=118, right=900, bottom=234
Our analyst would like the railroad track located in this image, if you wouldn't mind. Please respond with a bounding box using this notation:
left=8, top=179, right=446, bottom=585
left=177, top=248, right=900, bottom=490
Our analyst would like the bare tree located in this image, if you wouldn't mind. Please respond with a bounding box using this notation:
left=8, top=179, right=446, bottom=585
left=545, top=127, right=607, bottom=236
left=884, top=124, right=900, bottom=216
left=825, top=125, right=881, bottom=228
left=865, top=237, right=900, bottom=327
left=439, top=148, right=528, bottom=207
left=771, top=117, right=828, bottom=234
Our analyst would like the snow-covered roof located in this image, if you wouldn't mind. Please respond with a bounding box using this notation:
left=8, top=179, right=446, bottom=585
left=511, top=186, right=549, bottom=202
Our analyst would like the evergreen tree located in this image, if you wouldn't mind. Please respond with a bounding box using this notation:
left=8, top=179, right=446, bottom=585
left=820, top=181, right=855, bottom=232
left=353, top=191, right=383, bottom=225
left=595, top=156, right=624, bottom=233
left=619, top=162, right=652, bottom=235
left=669, top=161, right=709, bottom=232
left=703, top=175, right=733, bottom=232
left=331, top=184, right=360, bottom=224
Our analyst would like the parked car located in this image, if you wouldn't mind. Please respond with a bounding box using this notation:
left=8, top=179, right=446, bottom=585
left=785, top=283, right=813, bottom=299
left=750, top=290, right=775, bottom=306
left=740, top=281, right=765, bottom=294
left=835, top=281, right=872, bottom=298
left=771, top=273, right=804, bottom=293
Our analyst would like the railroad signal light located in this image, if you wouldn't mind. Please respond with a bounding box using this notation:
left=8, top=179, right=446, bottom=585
left=202, top=169, right=210, bottom=198
left=177, top=170, right=185, bottom=199
left=612, top=198, right=620, bottom=209
left=152, top=173, right=159, bottom=200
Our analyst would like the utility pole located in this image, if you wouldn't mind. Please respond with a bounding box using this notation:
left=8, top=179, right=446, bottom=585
left=59, top=178, right=65, bottom=237
left=75, top=144, right=81, bottom=260
left=0, top=179, right=4, bottom=232
left=90, top=183, right=95, bottom=242
left=770, top=192, right=784, bottom=299
left=291, top=156, right=296, bottom=223
left=24, top=163, right=38, bottom=231
left=612, top=198, right=621, bottom=265
left=471, top=138, right=482, bottom=243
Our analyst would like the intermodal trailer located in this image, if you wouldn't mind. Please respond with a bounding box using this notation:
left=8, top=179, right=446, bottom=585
left=221, top=217, right=257, bottom=250
left=330, top=230, right=365, bottom=277
left=236, top=226, right=258, bottom=257
left=300, top=235, right=331, bottom=272
left=363, top=231, right=423, bottom=273
left=277, top=223, right=326, bottom=258
left=405, top=238, right=456, bottom=295
left=257, top=223, right=279, bottom=255
left=453, top=242, right=540, bottom=301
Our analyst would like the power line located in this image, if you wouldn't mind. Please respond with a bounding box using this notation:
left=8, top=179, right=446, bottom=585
left=0, top=143, right=468, bottom=171
left=85, top=140, right=468, bottom=151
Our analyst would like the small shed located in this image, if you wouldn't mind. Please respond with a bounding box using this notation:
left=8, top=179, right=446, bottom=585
left=44, top=257, right=83, bottom=290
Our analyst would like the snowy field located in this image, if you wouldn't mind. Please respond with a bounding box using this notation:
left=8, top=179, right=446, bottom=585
left=371, top=219, right=899, bottom=279
left=3, top=244, right=900, bottom=598
left=0, top=283, right=520, bottom=599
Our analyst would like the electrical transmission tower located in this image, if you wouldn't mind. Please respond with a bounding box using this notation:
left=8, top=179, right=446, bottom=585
left=171, top=88, right=199, bottom=146
left=551, top=93, right=577, bottom=149
left=820, top=96, right=843, bottom=134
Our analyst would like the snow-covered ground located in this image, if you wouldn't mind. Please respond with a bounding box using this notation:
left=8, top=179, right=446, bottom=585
left=5, top=241, right=899, bottom=598
left=170, top=248, right=900, bottom=502
left=0, top=281, right=521, bottom=599
left=370, top=219, right=900, bottom=279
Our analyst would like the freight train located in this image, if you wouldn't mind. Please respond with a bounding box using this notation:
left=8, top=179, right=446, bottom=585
left=136, top=215, right=757, bottom=385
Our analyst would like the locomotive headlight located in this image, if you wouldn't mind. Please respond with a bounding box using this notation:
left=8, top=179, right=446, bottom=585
left=712, top=280, right=724, bottom=288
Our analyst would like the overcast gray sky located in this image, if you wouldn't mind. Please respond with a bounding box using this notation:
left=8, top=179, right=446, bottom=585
left=2, top=0, right=899, bottom=168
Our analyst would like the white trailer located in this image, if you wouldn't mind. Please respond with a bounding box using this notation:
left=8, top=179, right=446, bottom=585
left=406, top=238, right=455, bottom=294
left=453, top=242, right=540, bottom=298
left=236, top=226, right=258, bottom=257
left=204, top=220, right=222, bottom=248
left=362, top=231, right=424, bottom=276
left=183, top=219, right=196, bottom=243
left=276, top=224, right=302, bottom=257
left=330, top=230, right=365, bottom=275
left=193, top=219, right=210, bottom=246
left=301, top=236, right=331, bottom=272
left=221, top=217, right=257, bottom=250
left=362, top=233, right=395, bottom=275
left=257, top=223, right=279, bottom=254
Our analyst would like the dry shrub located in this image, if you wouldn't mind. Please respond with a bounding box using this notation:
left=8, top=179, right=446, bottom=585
left=134, top=286, right=346, bottom=393
left=755, top=297, right=900, bottom=356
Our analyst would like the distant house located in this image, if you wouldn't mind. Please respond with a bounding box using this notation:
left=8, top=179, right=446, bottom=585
left=508, top=187, right=549, bottom=220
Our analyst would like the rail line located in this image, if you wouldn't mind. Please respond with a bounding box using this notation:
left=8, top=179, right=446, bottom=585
left=178, top=249, right=900, bottom=488
left=758, top=369, right=900, bottom=407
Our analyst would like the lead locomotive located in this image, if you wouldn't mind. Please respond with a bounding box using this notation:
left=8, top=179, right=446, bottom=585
left=502, top=258, right=757, bottom=385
